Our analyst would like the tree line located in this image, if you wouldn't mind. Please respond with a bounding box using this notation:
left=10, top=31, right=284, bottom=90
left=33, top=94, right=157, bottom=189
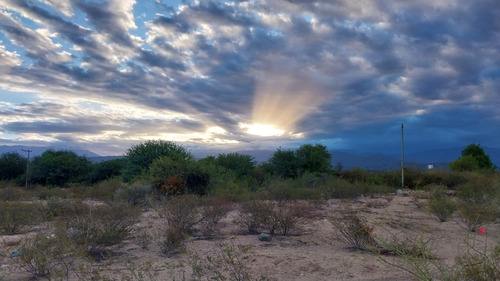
left=0, top=141, right=496, bottom=193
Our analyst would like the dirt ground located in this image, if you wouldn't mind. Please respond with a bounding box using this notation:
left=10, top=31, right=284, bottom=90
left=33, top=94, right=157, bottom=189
left=1, top=191, right=498, bottom=281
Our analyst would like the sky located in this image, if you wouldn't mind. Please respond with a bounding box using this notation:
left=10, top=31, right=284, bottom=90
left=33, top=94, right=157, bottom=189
left=0, top=0, right=499, bottom=157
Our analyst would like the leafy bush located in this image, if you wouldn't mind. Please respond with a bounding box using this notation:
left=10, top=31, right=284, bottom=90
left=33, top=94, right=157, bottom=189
left=426, top=185, right=456, bottom=222
left=88, top=158, right=125, bottom=184
left=0, top=152, right=26, bottom=181
left=29, top=150, right=92, bottom=187
left=122, top=140, right=193, bottom=182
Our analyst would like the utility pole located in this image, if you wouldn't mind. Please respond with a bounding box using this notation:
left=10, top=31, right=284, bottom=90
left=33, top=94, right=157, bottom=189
left=21, top=149, right=32, bottom=189
left=401, top=123, right=404, bottom=189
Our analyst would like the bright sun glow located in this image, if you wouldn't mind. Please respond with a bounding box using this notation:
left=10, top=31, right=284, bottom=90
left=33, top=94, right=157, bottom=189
left=240, top=123, right=285, bottom=137
left=246, top=71, right=324, bottom=138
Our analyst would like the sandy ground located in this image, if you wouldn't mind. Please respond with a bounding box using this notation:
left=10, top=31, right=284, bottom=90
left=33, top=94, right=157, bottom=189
left=1, top=191, right=498, bottom=281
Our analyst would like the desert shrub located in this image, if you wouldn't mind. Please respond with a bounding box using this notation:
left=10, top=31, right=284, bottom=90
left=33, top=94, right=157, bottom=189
left=90, top=178, right=125, bottom=201
left=115, top=182, right=151, bottom=206
left=158, top=223, right=189, bottom=256
left=235, top=200, right=311, bottom=236
left=377, top=233, right=446, bottom=281
left=10, top=232, right=76, bottom=280
left=0, top=185, right=29, bottom=201
left=134, top=227, right=153, bottom=250
left=157, top=194, right=201, bottom=234
left=190, top=242, right=267, bottom=281
left=234, top=200, right=273, bottom=234
left=455, top=243, right=500, bottom=281
left=0, top=202, right=40, bottom=234
left=198, top=196, right=233, bottom=238
left=426, top=185, right=457, bottom=222
left=330, top=209, right=377, bottom=250
left=456, top=176, right=499, bottom=231
left=44, top=198, right=89, bottom=220
left=63, top=202, right=140, bottom=258
left=321, top=178, right=393, bottom=199
left=269, top=201, right=311, bottom=236
left=264, top=179, right=297, bottom=202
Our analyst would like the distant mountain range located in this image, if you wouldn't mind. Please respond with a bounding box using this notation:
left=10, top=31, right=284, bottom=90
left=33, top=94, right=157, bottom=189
left=0, top=145, right=100, bottom=158
left=1, top=145, right=499, bottom=171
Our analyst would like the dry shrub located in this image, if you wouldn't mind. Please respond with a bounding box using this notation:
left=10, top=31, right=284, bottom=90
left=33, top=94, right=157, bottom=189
left=235, top=200, right=311, bottom=236
left=455, top=243, right=500, bottom=281
left=456, top=178, right=499, bottom=231
left=10, top=232, right=77, bottom=280
left=426, top=185, right=457, bottom=222
left=157, top=194, right=201, bottom=235
left=198, top=196, right=233, bottom=238
left=330, top=208, right=377, bottom=250
left=0, top=202, right=41, bottom=234
left=63, top=202, right=139, bottom=258
left=190, top=242, right=268, bottom=281
left=135, top=227, right=153, bottom=250
left=234, top=200, right=271, bottom=234
left=159, top=221, right=188, bottom=256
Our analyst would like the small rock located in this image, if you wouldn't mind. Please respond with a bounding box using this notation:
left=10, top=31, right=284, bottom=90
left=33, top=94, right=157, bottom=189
left=1, top=236, right=22, bottom=246
left=258, top=233, right=272, bottom=242
left=396, top=189, right=403, bottom=195
left=10, top=248, right=24, bottom=258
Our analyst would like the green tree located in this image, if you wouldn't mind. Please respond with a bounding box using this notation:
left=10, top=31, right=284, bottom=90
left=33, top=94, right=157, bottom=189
left=215, top=153, right=256, bottom=178
left=449, top=144, right=495, bottom=171
left=122, top=140, right=193, bottom=182
left=88, top=158, right=126, bottom=184
left=29, top=150, right=92, bottom=186
left=0, top=152, right=26, bottom=181
left=263, top=148, right=299, bottom=178
left=295, top=144, right=332, bottom=175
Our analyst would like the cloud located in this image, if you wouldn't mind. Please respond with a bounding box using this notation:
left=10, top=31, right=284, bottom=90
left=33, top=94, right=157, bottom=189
left=0, top=0, right=499, bottom=155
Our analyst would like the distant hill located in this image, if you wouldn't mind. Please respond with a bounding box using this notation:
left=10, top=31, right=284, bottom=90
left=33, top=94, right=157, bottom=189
left=0, top=145, right=101, bottom=158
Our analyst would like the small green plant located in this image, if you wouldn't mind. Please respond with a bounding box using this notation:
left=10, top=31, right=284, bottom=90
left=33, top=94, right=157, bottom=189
left=426, top=185, right=457, bottom=222
left=330, top=208, right=377, bottom=251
